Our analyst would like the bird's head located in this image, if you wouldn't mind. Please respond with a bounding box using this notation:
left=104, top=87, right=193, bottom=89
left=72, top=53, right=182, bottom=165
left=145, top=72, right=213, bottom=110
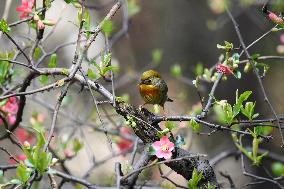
left=140, top=70, right=161, bottom=85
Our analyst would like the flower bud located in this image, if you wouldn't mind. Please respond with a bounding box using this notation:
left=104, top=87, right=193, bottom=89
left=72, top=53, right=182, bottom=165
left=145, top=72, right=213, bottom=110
left=244, top=63, right=252, bottom=73
left=37, top=20, right=45, bottom=29
left=51, top=158, right=58, bottom=164
left=33, top=14, right=39, bottom=21
left=267, top=12, right=284, bottom=25
left=72, top=2, right=82, bottom=8
left=216, top=63, right=232, bottom=75
left=43, top=19, right=56, bottom=26
left=23, top=141, right=30, bottom=148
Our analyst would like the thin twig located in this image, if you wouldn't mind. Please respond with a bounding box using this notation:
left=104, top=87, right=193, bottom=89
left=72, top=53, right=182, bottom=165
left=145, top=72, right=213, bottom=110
left=226, top=7, right=284, bottom=147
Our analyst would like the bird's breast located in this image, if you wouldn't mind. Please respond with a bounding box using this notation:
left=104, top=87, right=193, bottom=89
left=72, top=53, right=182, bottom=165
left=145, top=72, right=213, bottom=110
left=139, top=84, right=160, bottom=103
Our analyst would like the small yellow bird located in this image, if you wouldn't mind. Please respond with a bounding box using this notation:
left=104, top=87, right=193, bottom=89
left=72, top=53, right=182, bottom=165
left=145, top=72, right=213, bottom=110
left=138, top=70, right=173, bottom=109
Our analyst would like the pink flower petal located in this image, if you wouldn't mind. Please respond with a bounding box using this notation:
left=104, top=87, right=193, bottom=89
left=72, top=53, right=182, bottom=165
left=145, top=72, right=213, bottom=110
left=163, top=152, right=172, bottom=160
left=152, top=141, right=162, bottom=150
left=168, top=142, right=175, bottom=151
left=160, top=136, right=170, bottom=144
left=16, top=0, right=34, bottom=19
left=37, top=20, right=45, bottom=29
left=280, top=34, right=284, bottom=44
left=155, top=150, right=165, bottom=159
left=7, top=115, right=16, bottom=125
left=16, top=7, right=25, bottom=12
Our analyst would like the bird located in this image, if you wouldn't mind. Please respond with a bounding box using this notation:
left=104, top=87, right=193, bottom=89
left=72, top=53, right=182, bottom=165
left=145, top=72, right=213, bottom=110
left=138, top=70, right=173, bottom=109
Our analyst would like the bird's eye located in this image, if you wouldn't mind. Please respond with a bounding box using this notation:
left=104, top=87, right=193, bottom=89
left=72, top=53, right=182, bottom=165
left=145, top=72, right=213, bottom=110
left=145, top=79, right=151, bottom=84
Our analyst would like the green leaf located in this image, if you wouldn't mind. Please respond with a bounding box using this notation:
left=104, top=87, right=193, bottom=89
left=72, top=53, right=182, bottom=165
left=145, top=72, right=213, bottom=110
left=9, top=179, right=22, bottom=185
left=0, top=19, right=10, bottom=33
left=64, top=0, right=72, bottom=3
left=165, top=121, right=176, bottom=131
left=213, top=103, right=227, bottom=124
left=217, top=44, right=225, bottom=49
left=61, top=68, right=69, bottom=75
left=170, top=64, right=182, bottom=77
left=206, top=182, right=216, bottom=189
left=254, top=126, right=264, bottom=137
left=148, top=145, right=156, bottom=156
left=222, top=102, right=234, bottom=125
left=224, top=41, right=233, bottom=49
left=31, top=127, right=46, bottom=148
left=102, top=53, right=112, bottom=66
left=232, top=53, right=240, bottom=64
left=33, top=47, right=41, bottom=61
left=39, top=75, right=48, bottom=85
left=87, top=68, right=97, bottom=79
left=83, top=10, right=90, bottom=29
left=217, top=41, right=233, bottom=51
left=0, top=51, right=13, bottom=87
left=234, top=141, right=253, bottom=162
left=188, top=168, right=203, bottom=189
left=195, top=63, right=203, bottom=76
left=233, top=90, right=252, bottom=118
left=271, top=162, right=284, bottom=177
left=45, top=0, right=52, bottom=8
left=102, top=66, right=119, bottom=75
left=151, top=49, right=163, bottom=64
left=202, top=68, right=212, bottom=82
left=158, top=128, right=170, bottom=136
left=72, top=138, right=83, bottom=153
left=241, top=101, right=258, bottom=121
left=233, top=70, right=241, bottom=79
left=188, top=119, right=200, bottom=133
left=48, top=54, right=57, bottom=68
left=261, top=126, right=273, bottom=136
left=36, top=151, right=52, bottom=174
left=102, top=20, right=114, bottom=35
left=128, top=0, right=140, bottom=17
left=255, top=151, right=268, bottom=166
left=22, top=146, right=34, bottom=166
left=251, top=53, right=260, bottom=60
left=0, top=99, right=8, bottom=107
left=256, top=62, right=270, bottom=77
left=16, top=162, right=31, bottom=184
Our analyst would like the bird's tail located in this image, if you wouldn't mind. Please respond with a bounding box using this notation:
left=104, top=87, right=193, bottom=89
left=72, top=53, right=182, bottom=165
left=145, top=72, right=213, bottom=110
left=167, top=97, right=173, bottom=102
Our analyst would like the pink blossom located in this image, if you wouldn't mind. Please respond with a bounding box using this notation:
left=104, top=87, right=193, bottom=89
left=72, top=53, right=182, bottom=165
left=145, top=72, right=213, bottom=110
left=37, top=20, right=45, bottom=29
left=216, top=64, right=233, bottom=75
left=117, top=127, right=133, bottom=155
left=8, top=154, right=26, bottom=164
left=152, top=136, right=174, bottom=160
left=15, top=128, right=34, bottom=144
left=267, top=12, right=284, bottom=25
left=23, top=141, right=30, bottom=148
left=37, top=113, right=45, bottom=123
left=63, top=149, right=74, bottom=158
left=2, top=98, right=18, bottom=114
left=7, top=115, right=16, bottom=125
left=16, top=0, right=34, bottom=19
left=0, top=97, right=19, bottom=125
left=280, top=34, right=284, bottom=44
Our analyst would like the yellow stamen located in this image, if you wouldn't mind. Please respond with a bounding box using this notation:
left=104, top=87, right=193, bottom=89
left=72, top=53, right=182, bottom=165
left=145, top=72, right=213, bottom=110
left=160, top=145, right=169, bottom=152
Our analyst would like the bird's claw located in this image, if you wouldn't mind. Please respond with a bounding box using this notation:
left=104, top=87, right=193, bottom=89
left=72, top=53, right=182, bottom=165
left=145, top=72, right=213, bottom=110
left=138, top=105, right=144, bottom=111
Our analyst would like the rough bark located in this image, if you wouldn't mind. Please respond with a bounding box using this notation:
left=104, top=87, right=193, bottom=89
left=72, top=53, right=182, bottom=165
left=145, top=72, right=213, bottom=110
left=115, top=101, right=219, bottom=188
